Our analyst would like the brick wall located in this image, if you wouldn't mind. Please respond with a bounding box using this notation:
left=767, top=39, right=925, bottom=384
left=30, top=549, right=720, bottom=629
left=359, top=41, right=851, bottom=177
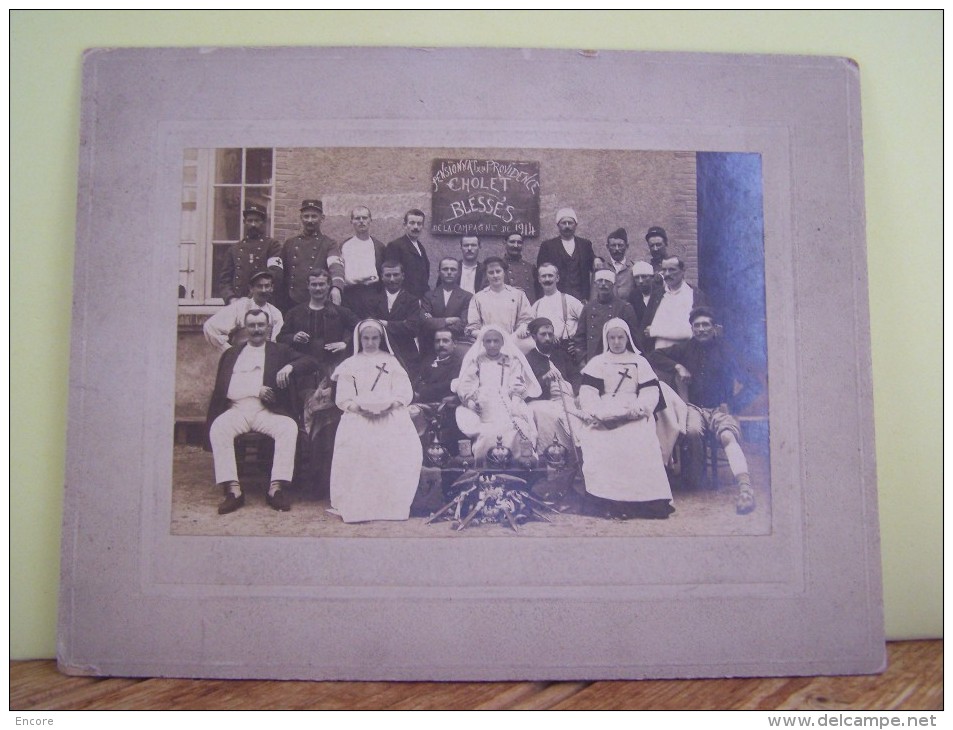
left=272, top=147, right=699, bottom=286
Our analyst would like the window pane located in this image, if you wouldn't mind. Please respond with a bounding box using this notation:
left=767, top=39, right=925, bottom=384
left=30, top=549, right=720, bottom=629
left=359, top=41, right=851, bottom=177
left=212, top=186, right=242, bottom=241
left=179, top=243, right=195, bottom=300
left=215, top=148, right=242, bottom=184
left=211, top=242, right=232, bottom=299
left=245, top=148, right=273, bottom=185
left=180, top=202, right=197, bottom=241
left=244, top=186, right=272, bottom=216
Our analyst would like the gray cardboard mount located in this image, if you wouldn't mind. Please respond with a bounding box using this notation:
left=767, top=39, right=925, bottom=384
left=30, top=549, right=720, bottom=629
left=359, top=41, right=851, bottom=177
left=60, top=47, right=883, bottom=680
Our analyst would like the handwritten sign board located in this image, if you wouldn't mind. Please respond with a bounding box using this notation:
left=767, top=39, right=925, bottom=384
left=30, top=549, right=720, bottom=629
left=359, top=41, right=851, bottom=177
left=430, top=159, right=540, bottom=238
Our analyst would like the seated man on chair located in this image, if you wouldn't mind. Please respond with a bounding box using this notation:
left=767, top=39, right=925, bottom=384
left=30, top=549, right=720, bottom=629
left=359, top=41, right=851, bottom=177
left=409, top=328, right=468, bottom=455
left=206, top=309, right=318, bottom=514
left=650, top=306, right=760, bottom=514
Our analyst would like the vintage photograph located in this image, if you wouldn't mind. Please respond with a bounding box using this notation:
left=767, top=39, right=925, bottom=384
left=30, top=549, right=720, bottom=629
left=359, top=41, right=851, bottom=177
left=171, top=145, right=771, bottom=538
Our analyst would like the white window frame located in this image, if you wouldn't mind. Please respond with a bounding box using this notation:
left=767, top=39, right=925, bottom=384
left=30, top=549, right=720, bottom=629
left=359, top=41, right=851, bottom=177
left=178, top=147, right=275, bottom=310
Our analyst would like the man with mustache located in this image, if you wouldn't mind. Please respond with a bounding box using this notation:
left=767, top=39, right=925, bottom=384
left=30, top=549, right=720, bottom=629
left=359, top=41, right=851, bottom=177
left=217, top=203, right=284, bottom=305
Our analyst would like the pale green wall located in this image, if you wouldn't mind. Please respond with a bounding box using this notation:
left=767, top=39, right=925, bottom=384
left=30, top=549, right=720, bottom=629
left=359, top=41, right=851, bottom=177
left=11, top=10, right=941, bottom=658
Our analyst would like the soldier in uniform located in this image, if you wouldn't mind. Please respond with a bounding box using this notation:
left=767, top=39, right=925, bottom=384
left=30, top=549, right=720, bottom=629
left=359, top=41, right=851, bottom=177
left=280, top=199, right=345, bottom=312
left=572, top=268, right=641, bottom=367
left=502, top=232, right=538, bottom=303
left=217, top=203, right=284, bottom=304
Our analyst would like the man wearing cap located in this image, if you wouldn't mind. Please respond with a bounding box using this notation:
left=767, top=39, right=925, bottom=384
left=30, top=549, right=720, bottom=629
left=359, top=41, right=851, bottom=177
left=340, top=205, right=387, bottom=318
left=502, top=232, right=538, bottom=303
left=217, top=203, right=284, bottom=304
left=645, top=226, right=669, bottom=269
left=641, top=255, right=708, bottom=352
left=572, top=267, right=641, bottom=366
left=203, top=270, right=285, bottom=353
left=536, top=208, right=596, bottom=301
left=385, top=208, right=431, bottom=299
left=628, top=261, right=658, bottom=331
left=605, top=228, right=635, bottom=301
left=280, top=199, right=345, bottom=313
left=650, top=306, right=760, bottom=514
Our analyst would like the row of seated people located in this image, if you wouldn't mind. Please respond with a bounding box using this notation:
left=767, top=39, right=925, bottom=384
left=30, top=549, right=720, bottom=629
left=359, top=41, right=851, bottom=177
left=203, top=265, right=760, bottom=523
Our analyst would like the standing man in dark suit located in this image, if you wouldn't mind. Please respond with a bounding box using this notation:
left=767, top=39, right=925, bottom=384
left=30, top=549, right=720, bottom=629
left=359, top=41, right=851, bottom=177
left=605, top=228, right=635, bottom=302
left=644, top=226, right=670, bottom=283
left=536, top=207, right=596, bottom=301
left=420, top=256, right=472, bottom=357
left=628, top=261, right=658, bottom=332
left=385, top=208, right=431, bottom=298
left=367, top=260, right=423, bottom=380
left=280, top=199, right=344, bottom=312
left=206, top=309, right=318, bottom=514
left=217, top=203, right=284, bottom=304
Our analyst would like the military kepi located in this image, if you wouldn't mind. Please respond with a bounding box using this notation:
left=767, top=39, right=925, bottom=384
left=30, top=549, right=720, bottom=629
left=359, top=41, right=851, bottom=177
left=243, top=203, right=267, bottom=218
left=249, top=270, right=274, bottom=284
left=300, top=199, right=323, bottom=212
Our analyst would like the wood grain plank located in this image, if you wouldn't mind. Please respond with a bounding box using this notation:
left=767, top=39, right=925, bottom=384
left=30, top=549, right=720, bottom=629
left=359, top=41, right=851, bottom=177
left=10, top=641, right=941, bottom=711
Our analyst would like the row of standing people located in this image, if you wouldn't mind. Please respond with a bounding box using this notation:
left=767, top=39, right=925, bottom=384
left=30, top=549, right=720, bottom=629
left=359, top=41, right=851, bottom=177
left=217, top=199, right=704, bottom=354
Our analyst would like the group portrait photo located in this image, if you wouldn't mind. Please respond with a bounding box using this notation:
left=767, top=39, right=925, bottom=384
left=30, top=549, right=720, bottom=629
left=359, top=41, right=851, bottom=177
left=171, top=145, right=771, bottom=539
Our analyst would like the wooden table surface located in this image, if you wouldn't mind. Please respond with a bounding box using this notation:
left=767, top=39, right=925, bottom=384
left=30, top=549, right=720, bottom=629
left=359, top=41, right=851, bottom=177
left=10, top=640, right=941, bottom=711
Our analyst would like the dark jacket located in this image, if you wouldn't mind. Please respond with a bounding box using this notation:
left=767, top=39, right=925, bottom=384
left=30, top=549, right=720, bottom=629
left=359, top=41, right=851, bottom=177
left=536, top=236, right=596, bottom=300
left=276, top=301, right=360, bottom=372
left=639, top=283, right=707, bottom=352
left=650, top=337, right=759, bottom=412
left=414, top=351, right=463, bottom=404
left=524, top=347, right=575, bottom=402
left=458, top=260, right=486, bottom=294
left=419, top=286, right=472, bottom=353
left=205, top=341, right=318, bottom=446
left=279, top=232, right=343, bottom=311
left=385, top=234, right=431, bottom=298
left=218, top=237, right=283, bottom=303
left=367, top=289, right=423, bottom=378
left=572, top=297, right=641, bottom=365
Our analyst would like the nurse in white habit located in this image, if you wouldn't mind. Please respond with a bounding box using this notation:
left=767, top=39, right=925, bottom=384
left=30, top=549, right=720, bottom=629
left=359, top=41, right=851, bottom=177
left=454, top=324, right=542, bottom=466
left=577, top=317, right=674, bottom=519
left=329, top=319, right=423, bottom=522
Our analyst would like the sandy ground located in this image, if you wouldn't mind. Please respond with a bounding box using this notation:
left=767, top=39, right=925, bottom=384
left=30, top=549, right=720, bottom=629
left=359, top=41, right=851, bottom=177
left=171, top=441, right=771, bottom=539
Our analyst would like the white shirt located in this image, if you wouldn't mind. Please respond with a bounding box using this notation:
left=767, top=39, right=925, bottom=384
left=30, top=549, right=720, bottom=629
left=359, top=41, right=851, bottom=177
left=341, top=236, right=378, bottom=285
left=648, top=283, right=696, bottom=349
left=529, top=290, right=584, bottom=340
left=460, top=263, right=479, bottom=294
left=226, top=342, right=266, bottom=401
left=561, top=237, right=577, bottom=257
left=203, top=298, right=283, bottom=353
left=385, top=288, right=400, bottom=312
